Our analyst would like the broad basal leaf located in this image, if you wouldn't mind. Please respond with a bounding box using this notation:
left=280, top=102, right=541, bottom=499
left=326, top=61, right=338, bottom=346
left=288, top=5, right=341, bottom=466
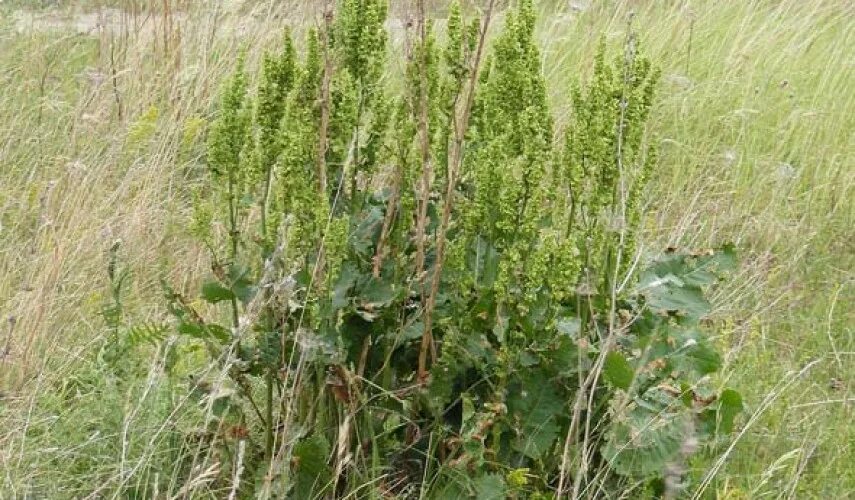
left=508, top=371, right=564, bottom=459
left=637, top=245, right=737, bottom=321
left=603, top=388, right=692, bottom=478
left=291, top=435, right=332, bottom=498
left=332, top=261, right=359, bottom=310
left=641, top=279, right=710, bottom=320
left=604, top=351, right=635, bottom=390
left=473, top=473, right=507, bottom=500
left=360, top=276, right=398, bottom=309
left=514, top=417, right=560, bottom=460
left=672, top=334, right=721, bottom=377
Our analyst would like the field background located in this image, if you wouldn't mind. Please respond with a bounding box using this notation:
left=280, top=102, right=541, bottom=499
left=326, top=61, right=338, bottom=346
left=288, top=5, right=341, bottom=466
left=0, top=0, right=852, bottom=497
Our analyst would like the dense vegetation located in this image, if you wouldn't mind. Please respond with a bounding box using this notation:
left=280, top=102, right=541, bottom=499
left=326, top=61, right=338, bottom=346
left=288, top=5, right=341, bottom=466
left=0, top=0, right=851, bottom=498
left=140, top=0, right=739, bottom=497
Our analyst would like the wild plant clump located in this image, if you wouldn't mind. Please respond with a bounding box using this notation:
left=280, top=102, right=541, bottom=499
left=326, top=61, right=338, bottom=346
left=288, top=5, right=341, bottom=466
left=151, top=0, right=740, bottom=497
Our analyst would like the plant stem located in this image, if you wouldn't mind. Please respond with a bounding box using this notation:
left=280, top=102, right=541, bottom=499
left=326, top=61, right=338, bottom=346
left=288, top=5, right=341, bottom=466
left=418, top=0, right=495, bottom=383
left=260, top=158, right=276, bottom=463
left=265, top=370, right=274, bottom=461
left=318, top=0, right=334, bottom=197
left=260, top=159, right=273, bottom=247
left=227, top=167, right=240, bottom=328
left=350, top=88, right=363, bottom=217
left=413, top=0, right=433, bottom=304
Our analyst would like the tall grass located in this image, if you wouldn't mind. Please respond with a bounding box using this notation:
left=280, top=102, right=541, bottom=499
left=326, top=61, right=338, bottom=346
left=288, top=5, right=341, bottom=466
left=0, top=0, right=851, bottom=497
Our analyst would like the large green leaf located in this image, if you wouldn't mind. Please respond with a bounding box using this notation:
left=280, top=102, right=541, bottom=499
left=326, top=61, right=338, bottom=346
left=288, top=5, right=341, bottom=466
left=644, top=282, right=710, bottom=319
left=508, top=371, right=564, bottom=459
left=603, top=388, right=691, bottom=478
left=604, top=351, right=635, bottom=390
left=291, top=435, right=332, bottom=498
left=637, top=245, right=737, bottom=321
left=227, top=264, right=256, bottom=303
left=360, top=276, right=398, bottom=309
left=698, top=387, right=744, bottom=439
left=700, top=388, right=743, bottom=436
left=473, top=473, right=507, bottom=500
left=718, top=388, right=743, bottom=433
left=332, top=261, right=359, bottom=310
left=548, top=335, right=585, bottom=376
left=673, top=335, right=722, bottom=376
left=429, top=358, right=467, bottom=413
left=643, top=245, right=737, bottom=288
left=351, top=205, right=384, bottom=257
left=514, top=417, right=560, bottom=460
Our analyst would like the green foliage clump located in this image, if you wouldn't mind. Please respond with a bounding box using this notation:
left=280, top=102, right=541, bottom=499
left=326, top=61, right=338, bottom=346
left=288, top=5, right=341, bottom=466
left=116, top=1, right=741, bottom=497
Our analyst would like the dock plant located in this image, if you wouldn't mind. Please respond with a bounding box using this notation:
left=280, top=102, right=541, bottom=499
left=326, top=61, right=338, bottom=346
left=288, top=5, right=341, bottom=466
left=148, top=0, right=741, bottom=497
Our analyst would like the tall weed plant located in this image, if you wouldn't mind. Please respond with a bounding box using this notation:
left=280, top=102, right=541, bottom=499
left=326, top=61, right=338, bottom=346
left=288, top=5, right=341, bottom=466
left=144, top=1, right=744, bottom=497
left=8, top=1, right=741, bottom=498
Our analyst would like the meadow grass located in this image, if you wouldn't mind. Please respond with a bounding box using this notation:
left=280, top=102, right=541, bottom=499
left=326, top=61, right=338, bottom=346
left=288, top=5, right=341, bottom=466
left=0, top=0, right=851, bottom=497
